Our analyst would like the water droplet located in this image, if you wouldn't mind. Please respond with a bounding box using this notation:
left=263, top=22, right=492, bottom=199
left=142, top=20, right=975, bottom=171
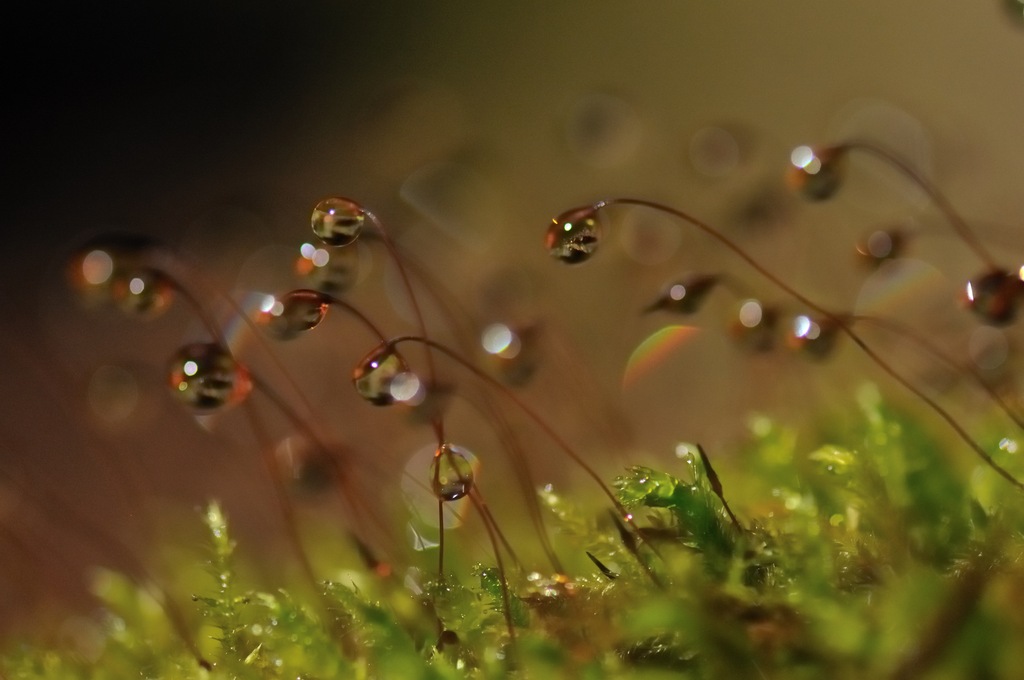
left=257, top=289, right=329, bottom=340
left=963, top=269, right=1024, bottom=325
left=295, top=240, right=363, bottom=294
left=787, top=315, right=840, bottom=359
left=484, top=324, right=540, bottom=386
left=168, top=343, right=252, bottom=410
left=546, top=205, right=602, bottom=264
left=109, top=267, right=174, bottom=317
left=786, top=145, right=845, bottom=201
left=430, top=443, right=477, bottom=501
left=67, top=234, right=163, bottom=309
left=855, top=229, right=905, bottom=268
left=311, top=197, right=366, bottom=247
left=643, top=275, right=718, bottom=315
left=352, top=344, right=408, bottom=406
left=729, top=299, right=778, bottom=352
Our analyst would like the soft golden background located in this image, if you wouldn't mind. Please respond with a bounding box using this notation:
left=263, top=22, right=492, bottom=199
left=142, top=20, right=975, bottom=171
left=4, top=1, right=1024, bottom=636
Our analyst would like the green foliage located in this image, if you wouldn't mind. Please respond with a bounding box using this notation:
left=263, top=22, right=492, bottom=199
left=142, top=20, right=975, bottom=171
left=5, top=391, right=1024, bottom=678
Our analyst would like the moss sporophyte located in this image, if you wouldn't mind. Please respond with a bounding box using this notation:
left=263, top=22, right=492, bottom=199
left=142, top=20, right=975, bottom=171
left=8, top=136, right=1024, bottom=678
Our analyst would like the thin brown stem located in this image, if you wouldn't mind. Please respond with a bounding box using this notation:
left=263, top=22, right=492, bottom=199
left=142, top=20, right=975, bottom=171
left=468, top=489, right=517, bottom=644
left=849, top=314, right=1024, bottom=431
left=607, top=198, right=1024, bottom=492
left=838, top=140, right=998, bottom=270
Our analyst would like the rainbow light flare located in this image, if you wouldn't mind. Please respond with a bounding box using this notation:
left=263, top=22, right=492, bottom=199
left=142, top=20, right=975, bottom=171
left=622, top=325, right=701, bottom=390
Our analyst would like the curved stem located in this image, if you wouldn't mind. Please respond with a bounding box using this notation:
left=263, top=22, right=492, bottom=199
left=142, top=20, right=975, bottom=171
left=362, top=215, right=442, bottom=422
left=849, top=314, right=1024, bottom=431
left=389, top=336, right=641, bottom=531
left=468, top=488, right=517, bottom=644
left=838, top=140, right=998, bottom=270
left=606, top=198, right=1024, bottom=492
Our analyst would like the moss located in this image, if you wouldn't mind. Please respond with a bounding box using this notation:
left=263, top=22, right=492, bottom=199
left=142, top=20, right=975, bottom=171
left=4, top=392, right=1024, bottom=678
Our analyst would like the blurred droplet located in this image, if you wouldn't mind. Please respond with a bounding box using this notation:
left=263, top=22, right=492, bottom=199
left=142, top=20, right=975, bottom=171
left=689, top=126, right=741, bottom=178
left=352, top=344, right=408, bottom=406
left=855, top=229, right=906, bottom=268
left=730, top=299, right=777, bottom=352
left=109, top=267, right=174, bottom=317
left=295, top=240, right=369, bottom=295
left=257, top=289, right=329, bottom=340
left=311, top=197, right=366, bottom=247
left=67, top=234, right=162, bottom=309
left=168, top=343, right=251, bottom=411
left=275, top=435, right=337, bottom=496
left=565, top=92, right=641, bottom=168
left=643, top=274, right=718, bottom=315
left=787, top=315, right=840, bottom=359
left=87, top=365, right=140, bottom=425
left=483, top=324, right=539, bottom=386
left=787, top=145, right=845, bottom=201
left=963, top=269, right=1024, bottom=325
left=430, top=443, right=478, bottom=501
left=546, top=205, right=603, bottom=264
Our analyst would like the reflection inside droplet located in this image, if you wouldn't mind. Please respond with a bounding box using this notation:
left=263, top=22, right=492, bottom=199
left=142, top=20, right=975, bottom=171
left=401, top=442, right=472, bottom=529
left=738, top=300, right=763, bottom=328
left=793, top=315, right=820, bottom=340
left=999, top=437, right=1019, bottom=454
left=482, top=323, right=513, bottom=355
left=80, top=250, right=114, bottom=285
left=790, top=145, right=815, bottom=169
left=389, top=372, right=424, bottom=404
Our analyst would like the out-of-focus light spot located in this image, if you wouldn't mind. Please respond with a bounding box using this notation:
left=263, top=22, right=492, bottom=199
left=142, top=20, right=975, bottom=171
left=183, top=360, right=199, bottom=377
left=790, top=145, right=815, bottom=169
left=389, top=372, right=424, bottom=404
left=999, top=438, right=1018, bottom=454
left=674, top=442, right=697, bottom=459
left=689, top=126, right=740, bottom=178
left=81, top=250, right=114, bottom=285
left=738, top=299, right=763, bottom=328
left=128, top=277, right=145, bottom=295
left=299, top=242, right=316, bottom=259
left=482, top=323, right=514, bottom=355
left=1017, top=265, right=1024, bottom=282
left=260, top=295, right=277, bottom=313
left=668, top=284, right=686, bottom=301
left=793, top=315, right=820, bottom=340
left=311, top=248, right=330, bottom=267
left=563, top=222, right=573, bottom=232
left=866, top=231, right=893, bottom=258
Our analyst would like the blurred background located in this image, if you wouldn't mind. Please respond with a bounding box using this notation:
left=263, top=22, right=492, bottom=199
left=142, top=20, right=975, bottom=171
left=4, top=0, right=1024, bottom=640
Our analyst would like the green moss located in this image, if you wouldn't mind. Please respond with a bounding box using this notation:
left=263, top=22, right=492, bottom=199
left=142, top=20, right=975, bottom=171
left=4, top=392, right=1024, bottom=678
